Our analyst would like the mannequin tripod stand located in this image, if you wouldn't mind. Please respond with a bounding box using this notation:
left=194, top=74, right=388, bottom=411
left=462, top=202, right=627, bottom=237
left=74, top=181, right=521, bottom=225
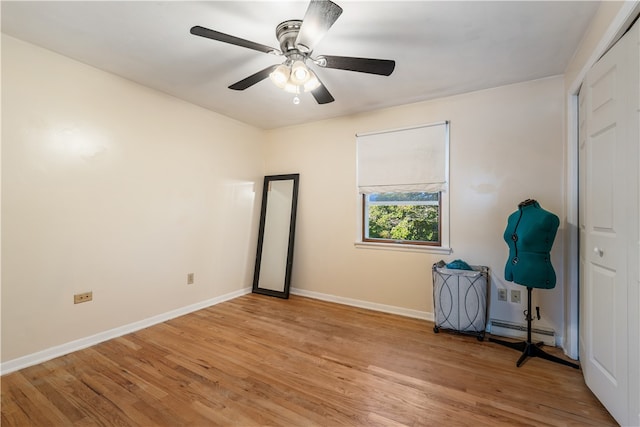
left=489, top=287, right=579, bottom=369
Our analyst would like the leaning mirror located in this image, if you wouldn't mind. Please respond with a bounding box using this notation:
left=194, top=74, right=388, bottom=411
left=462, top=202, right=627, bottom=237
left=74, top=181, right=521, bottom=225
left=252, top=174, right=299, bottom=298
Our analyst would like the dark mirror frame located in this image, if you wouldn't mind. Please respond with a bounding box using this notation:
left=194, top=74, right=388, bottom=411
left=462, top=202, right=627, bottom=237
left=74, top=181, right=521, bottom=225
left=252, top=174, right=299, bottom=299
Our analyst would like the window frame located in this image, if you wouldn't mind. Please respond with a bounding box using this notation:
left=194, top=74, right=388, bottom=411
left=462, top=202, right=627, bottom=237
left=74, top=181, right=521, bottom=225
left=355, top=190, right=451, bottom=254
left=361, top=193, right=442, bottom=246
left=354, top=120, right=451, bottom=254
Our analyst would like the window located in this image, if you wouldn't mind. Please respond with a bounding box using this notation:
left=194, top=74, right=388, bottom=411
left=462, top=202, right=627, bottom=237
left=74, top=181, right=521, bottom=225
left=363, top=192, right=441, bottom=245
left=356, top=121, right=450, bottom=251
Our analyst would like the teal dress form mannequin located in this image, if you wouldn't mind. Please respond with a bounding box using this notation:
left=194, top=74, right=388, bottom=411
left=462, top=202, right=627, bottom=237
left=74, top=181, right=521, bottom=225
left=492, top=199, right=578, bottom=369
left=503, top=199, right=559, bottom=289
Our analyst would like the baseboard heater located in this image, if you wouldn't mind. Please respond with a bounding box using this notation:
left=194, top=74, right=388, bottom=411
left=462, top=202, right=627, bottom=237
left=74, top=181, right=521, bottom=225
left=489, top=319, right=556, bottom=346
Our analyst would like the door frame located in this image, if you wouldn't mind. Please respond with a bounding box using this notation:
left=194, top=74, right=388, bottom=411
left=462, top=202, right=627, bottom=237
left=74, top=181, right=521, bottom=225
left=564, top=2, right=639, bottom=359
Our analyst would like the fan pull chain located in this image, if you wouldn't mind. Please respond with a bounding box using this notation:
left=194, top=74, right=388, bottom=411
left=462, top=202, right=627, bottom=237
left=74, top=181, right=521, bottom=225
left=293, top=86, right=301, bottom=105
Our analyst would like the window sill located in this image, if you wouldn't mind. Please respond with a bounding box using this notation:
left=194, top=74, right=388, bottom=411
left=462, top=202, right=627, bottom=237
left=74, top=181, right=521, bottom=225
left=354, top=241, right=453, bottom=254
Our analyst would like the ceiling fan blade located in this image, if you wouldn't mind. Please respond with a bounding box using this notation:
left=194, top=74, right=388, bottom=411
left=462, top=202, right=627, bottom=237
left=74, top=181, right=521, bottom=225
left=190, top=26, right=280, bottom=55
left=311, top=79, right=335, bottom=104
left=318, top=55, right=396, bottom=76
left=295, top=0, right=343, bottom=53
left=229, top=65, right=279, bottom=91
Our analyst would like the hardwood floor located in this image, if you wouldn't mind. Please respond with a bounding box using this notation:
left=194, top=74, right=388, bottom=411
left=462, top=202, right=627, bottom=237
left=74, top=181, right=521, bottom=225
left=2, top=294, right=616, bottom=426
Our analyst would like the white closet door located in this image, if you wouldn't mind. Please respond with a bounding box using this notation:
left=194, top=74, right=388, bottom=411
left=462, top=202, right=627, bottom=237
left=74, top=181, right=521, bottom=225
left=632, top=19, right=640, bottom=427
left=579, top=21, right=639, bottom=426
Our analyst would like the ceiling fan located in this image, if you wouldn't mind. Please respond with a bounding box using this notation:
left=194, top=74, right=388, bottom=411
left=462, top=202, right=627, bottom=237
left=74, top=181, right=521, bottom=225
left=190, top=0, right=395, bottom=104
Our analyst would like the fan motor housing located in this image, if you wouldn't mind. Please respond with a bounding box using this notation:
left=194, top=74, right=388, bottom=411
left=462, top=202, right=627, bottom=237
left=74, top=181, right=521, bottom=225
left=276, top=20, right=303, bottom=55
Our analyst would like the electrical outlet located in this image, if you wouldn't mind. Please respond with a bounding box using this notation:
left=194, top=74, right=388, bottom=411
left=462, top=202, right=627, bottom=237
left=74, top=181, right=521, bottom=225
left=510, top=289, right=521, bottom=304
left=187, top=273, right=194, bottom=285
left=497, top=288, right=507, bottom=301
left=74, top=291, right=93, bottom=304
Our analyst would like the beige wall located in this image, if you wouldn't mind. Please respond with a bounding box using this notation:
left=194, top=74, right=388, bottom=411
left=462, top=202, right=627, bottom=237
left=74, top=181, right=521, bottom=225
left=264, top=76, right=567, bottom=336
left=1, top=35, right=265, bottom=362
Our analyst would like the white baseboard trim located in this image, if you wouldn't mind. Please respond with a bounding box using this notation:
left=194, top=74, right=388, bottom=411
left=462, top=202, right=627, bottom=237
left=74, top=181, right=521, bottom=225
left=1, top=287, right=252, bottom=376
left=290, top=287, right=433, bottom=322
left=2, top=287, right=432, bottom=375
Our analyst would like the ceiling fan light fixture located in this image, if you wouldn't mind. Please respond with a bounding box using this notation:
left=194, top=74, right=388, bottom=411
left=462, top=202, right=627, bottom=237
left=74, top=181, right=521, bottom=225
left=303, top=70, right=320, bottom=92
left=269, top=64, right=290, bottom=88
left=290, top=60, right=310, bottom=85
left=283, top=81, right=300, bottom=94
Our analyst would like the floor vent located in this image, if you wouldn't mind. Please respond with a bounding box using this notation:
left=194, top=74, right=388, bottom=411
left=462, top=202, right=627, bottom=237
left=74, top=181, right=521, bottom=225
left=489, top=319, right=556, bottom=346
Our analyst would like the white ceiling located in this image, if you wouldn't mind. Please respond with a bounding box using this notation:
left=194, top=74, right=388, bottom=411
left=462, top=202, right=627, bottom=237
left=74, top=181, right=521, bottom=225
left=1, top=1, right=599, bottom=129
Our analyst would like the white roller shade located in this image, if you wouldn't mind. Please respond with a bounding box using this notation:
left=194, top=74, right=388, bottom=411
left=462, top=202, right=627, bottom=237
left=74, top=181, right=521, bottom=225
left=356, top=121, right=449, bottom=194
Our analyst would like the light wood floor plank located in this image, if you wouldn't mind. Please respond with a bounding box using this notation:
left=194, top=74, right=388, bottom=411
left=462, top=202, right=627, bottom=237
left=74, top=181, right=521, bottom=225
left=1, top=294, right=616, bottom=426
